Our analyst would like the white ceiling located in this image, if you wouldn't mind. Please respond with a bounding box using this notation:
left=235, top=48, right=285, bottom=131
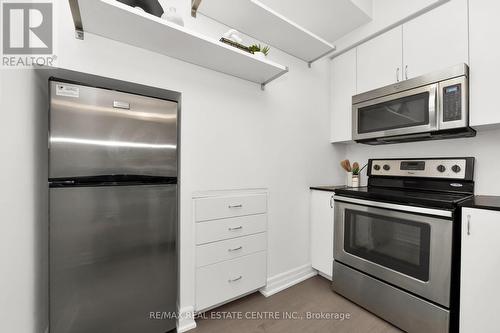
left=258, top=0, right=373, bottom=43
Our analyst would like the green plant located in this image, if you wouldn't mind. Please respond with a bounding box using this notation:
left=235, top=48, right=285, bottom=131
left=261, top=45, right=270, bottom=56
left=248, top=44, right=259, bottom=53
left=351, top=162, right=360, bottom=176
left=249, top=44, right=270, bottom=56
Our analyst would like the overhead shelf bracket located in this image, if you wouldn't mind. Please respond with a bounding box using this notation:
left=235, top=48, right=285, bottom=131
left=260, top=66, right=289, bottom=90
left=191, top=0, right=202, bottom=18
left=69, top=0, right=84, bottom=40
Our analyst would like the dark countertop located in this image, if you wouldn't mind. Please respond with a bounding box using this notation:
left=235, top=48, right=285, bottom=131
left=459, top=196, right=500, bottom=212
left=310, top=185, right=347, bottom=192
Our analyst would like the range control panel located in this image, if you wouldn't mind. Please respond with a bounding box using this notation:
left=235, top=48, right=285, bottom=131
left=370, top=158, right=472, bottom=179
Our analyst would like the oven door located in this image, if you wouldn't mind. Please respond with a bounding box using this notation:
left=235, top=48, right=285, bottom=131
left=334, top=196, right=453, bottom=307
left=352, top=84, right=438, bottom=141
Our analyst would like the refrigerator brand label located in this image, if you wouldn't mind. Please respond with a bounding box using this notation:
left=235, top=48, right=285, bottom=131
left=56, top=84, right=79, bottom=98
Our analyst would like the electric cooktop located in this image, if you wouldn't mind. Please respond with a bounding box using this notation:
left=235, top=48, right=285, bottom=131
left=334, top=186, right=473, bottom=209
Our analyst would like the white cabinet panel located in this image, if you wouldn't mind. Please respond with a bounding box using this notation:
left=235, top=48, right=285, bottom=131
left=357, top=27, right=403, bottom=93
left=469, top=0, right=500, bottom=127
left=460, top=208, right=500, bottom=333
left=196, top=251, right=267, bottom=311
left=403, top=0, right=468, bottom=80
left=196, top=233, right=267, bottom=267
left=196, top=214, right=267, bottom=245
left=195, top=194, right=267, bottom=222
left=194, top=190, right=268, bottom=312
left=310, top=190, right=334, bottom=279
left=330, top=49, right=356, bottom=143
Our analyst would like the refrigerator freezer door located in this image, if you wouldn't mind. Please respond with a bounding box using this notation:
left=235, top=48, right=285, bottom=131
left=49, top=184, right=177, bottom=333
left=49, top=81, right=178, bottom=179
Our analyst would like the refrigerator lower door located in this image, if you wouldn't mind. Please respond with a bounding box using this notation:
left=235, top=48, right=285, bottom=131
left=50, top=184, right=177, bottom=333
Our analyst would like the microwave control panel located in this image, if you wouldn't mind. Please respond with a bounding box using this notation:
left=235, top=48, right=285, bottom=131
left=442, top=84, right=462, bottom=122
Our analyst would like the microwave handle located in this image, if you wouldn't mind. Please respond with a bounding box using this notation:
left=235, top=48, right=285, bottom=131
left=430, top=83, right=439, bottom=129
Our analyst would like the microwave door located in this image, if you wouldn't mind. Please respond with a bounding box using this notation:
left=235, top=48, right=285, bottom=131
left=352, top=84, right=438, bottom=141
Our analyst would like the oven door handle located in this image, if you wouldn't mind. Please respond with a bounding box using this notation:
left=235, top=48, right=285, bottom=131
left=333, top=195, right=453, bottom=218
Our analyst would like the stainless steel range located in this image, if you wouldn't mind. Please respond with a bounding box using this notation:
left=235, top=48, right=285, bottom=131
left=332, top=157, right=475, bottom=333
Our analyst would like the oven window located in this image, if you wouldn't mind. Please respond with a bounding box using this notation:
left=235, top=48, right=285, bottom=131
left=358, top=92, right=430, bottom=134
left=344, top=209, right=430, bottom=281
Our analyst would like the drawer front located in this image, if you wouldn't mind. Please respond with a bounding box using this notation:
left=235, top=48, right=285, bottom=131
left=196, top=233, right=267, bottom=267
left=196, top=214, right=267, bottom=245
left=195, top=194, right=267, bottom=222
left=196, top=251, right=267, bottom=311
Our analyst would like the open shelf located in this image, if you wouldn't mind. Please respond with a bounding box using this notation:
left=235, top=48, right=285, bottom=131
left=192, top=0, right=336, bottom=65
left=68, top=0, right=289, bottom=89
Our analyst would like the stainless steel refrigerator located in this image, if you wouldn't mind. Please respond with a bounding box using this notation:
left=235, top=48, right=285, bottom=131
left=49, top=79, right=178, bottom=333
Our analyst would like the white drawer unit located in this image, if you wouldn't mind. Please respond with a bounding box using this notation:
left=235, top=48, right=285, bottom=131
left=196, top=214, right=267, bottom=245
left=195, top=194, right=267, bottom=222
left=193, top=190, right=268, bottom=312
left=196, top=233, right=267, bottom=268
left=196, top=251, right=267, bottom=312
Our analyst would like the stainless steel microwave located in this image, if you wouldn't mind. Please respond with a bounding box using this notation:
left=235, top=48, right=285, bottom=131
left=352, top=64, right=475, bottom=145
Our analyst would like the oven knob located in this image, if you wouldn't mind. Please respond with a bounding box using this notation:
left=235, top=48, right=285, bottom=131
left=452, top=165, right=462, bottom=173
left=383, top=164, right=391, bottom=171
left=437, top=165, right=446, bottom=173
left=374, top=164, right=381, bottom=171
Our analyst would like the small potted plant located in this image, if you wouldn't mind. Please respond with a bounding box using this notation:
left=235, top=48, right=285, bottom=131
left=249, top=44, right=270, bottom=60
left=340, top=160, right=365, bottom=187
left=351, top=162, right=360, bottom=188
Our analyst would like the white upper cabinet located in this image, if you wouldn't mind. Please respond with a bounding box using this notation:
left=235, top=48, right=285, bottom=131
left=469, top=0, right=500, bottom=127
left=402, top=0, right=469, bottom=80
left=357, top=26, right=403, bottom=94
left=310, top=190, right=334, bottom=279
left=330, top=48, right=356, bottom=143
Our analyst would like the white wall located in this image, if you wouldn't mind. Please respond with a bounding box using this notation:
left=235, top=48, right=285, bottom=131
left=0, top=1, right=344, bottom=333
left=0, top=70, right=49, bottom=333
left=342, top=128, right=500, bottom=195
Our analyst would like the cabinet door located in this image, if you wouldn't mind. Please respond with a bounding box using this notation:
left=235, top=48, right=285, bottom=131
left=469, top=0, right=500, bottom=127
left=357, top=26, right=403, bottom=93
left=310, top=190, right=334, bottom=279
left=460, top=208, right=500, bottom=333
left=403, top=0, right=468, bottom=80
left=330, top=49, right=356, bottom=143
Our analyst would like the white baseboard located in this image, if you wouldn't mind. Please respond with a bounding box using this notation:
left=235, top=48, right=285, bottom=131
left=259, top=264, right=317, bottom=297
left=177, top=306, right=197, bottom=333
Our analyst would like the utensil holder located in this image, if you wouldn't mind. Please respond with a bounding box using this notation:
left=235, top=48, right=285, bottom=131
left=352, top=175, right=360, bottom=188
left=347, top=172, right=353, bottom=187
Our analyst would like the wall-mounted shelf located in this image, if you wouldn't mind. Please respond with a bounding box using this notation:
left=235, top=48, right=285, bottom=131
left=192, top=0, right=336, bottom=65
left=68, top=0, right=288, bottom=89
